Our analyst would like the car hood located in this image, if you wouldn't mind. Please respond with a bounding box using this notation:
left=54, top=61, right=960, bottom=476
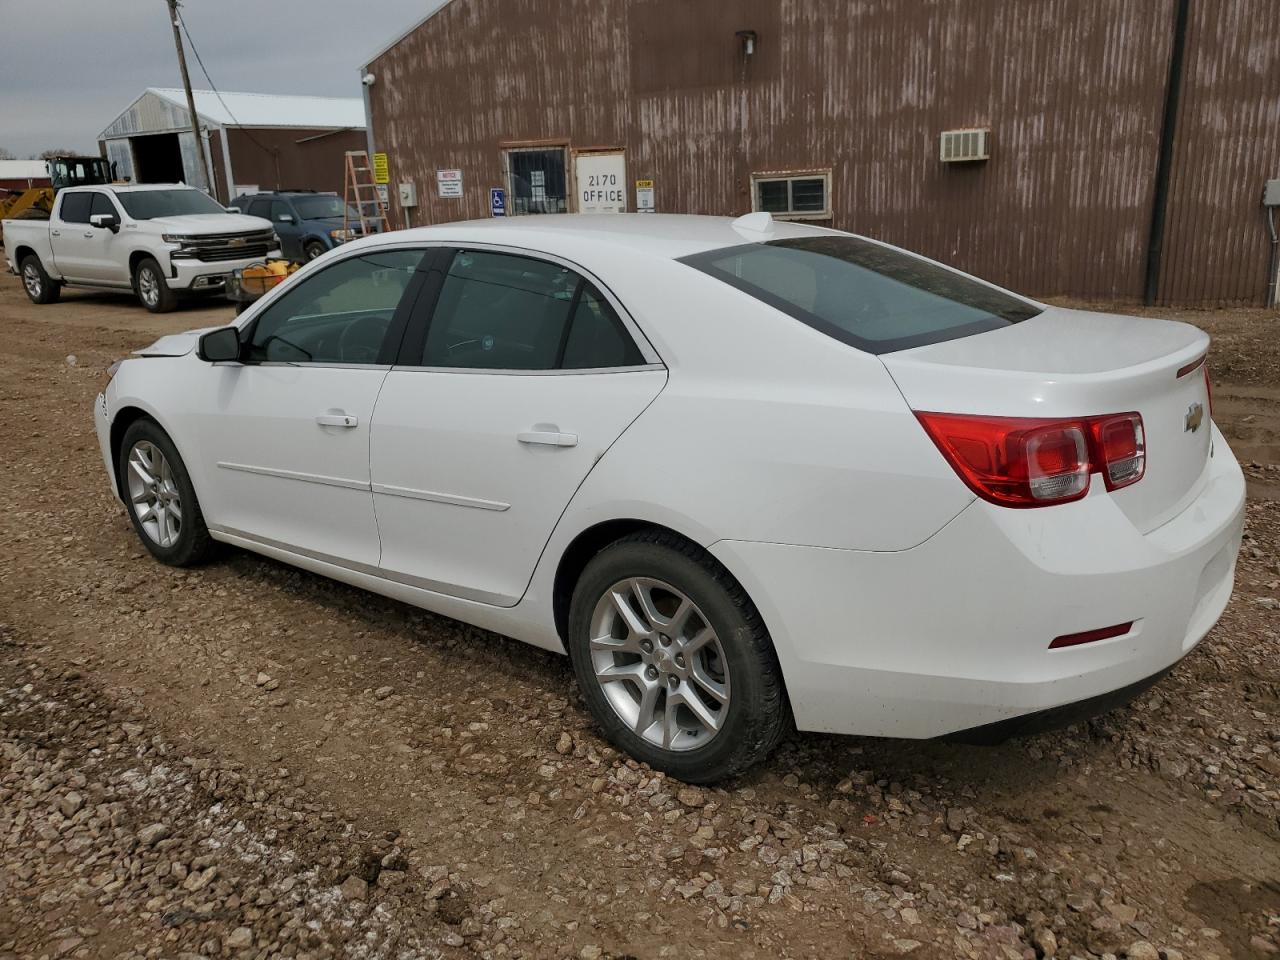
left=133, top=327, right=221, bottom=357
left=142, top=213, right=274, bottom=235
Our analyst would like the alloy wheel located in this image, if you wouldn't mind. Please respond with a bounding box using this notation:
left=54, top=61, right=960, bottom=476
left=126, top=441, right=182, bottom=548
left=138, top=268, right=159, bottom=307
left=22, top=263, right=41, bottom=298
left=588, top=577, right=730, bottom=751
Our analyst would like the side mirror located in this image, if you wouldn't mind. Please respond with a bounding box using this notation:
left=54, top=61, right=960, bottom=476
left=197, top=326, right=242, bottom=363
left=89, top=212, right=119, bottom=233
left=225, top=205, right=241, bottom=214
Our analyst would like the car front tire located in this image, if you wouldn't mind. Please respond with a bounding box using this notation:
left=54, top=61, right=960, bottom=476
left=304, top=239, right=328, bottom=261
left=118, top=419, right=214, bottom=566
left=568, top=530, right=790, bottom=783
left=19, top=254, right=61, bottom=305
left=134, top=256, right=177, bottom=313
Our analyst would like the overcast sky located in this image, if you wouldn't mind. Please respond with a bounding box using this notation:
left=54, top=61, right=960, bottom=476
left=0, top=0, right=446, bottom=159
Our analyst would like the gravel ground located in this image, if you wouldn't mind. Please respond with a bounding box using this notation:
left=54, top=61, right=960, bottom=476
left=0, top=279, right=1277, bottom=960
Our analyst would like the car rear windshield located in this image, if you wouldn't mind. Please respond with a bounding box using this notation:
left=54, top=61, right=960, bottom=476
left=679, top=236, right=1041, bottom=354
left=293, top=195, right=355, bottom=220
left=114, top=189, right=227, bottom=220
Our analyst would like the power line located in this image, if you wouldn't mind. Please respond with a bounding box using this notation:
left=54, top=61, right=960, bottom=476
left=175, top=6, right=275, bottom=160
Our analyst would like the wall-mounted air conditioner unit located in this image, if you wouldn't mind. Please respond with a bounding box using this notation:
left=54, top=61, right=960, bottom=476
left=940, top=128, right=990, bottom=163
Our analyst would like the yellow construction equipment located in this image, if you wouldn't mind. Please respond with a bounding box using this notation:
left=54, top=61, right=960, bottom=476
left=0, top=155, right=115, bottom=244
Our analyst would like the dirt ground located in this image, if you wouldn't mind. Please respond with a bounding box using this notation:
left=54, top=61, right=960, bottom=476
left=0, top=277, right=1277, bottom=960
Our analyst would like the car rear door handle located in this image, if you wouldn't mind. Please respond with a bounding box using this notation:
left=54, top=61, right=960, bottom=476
left=316, top=413, right=358, bottom=428
left=517, top=429, right=578, bottom=447
left=50, top=229, right=60, bottom=237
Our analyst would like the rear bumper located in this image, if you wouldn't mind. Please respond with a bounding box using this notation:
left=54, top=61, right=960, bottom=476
left=711, top=425, right=1245, bottom=738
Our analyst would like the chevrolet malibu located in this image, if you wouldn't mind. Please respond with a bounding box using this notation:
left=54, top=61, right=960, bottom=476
left=94, top=213, right=1245, bottom=782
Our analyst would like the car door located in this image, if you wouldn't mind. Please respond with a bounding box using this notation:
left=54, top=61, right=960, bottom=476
left=78, top=192, right=129, bottom=283
left=369, top=246, right=667, bottom=606
left=270, top=199, right=303, bottom=260
left=189, top=246, right=428, bottom=567
left=49, top=191, right=93, bottom=280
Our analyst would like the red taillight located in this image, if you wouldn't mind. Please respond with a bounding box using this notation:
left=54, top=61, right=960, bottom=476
left=1090, top=413, right=1145, bottom=490
left=916, top=411, right=1146, bottom=508
left=1202, top=364, right=1213, bottom=421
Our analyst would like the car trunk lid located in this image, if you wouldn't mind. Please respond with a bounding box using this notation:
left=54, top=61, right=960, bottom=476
left=882, top=306, right=1213, bottom=533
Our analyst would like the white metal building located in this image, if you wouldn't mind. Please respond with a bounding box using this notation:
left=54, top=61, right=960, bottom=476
left=97, top=88, right=367, bottom=202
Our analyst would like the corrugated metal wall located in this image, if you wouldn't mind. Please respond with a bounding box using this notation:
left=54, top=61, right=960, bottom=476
left=368, top=0, right=1280, bottom=306
left=224, top=128, right=366, bottom=197
left=1157, top=0, right=1280, bottom=305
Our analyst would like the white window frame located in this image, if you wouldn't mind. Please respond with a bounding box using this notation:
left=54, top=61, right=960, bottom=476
left=750, top=170, right=832, bottom=220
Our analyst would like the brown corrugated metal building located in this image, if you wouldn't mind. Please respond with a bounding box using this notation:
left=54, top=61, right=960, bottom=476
left=98, top=89, right=367, bottom=204
left=363, top=0, right=1280, bottom=307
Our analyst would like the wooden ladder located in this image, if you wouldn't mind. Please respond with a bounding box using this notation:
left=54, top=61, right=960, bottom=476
left=343, top=150, right=396, bottom=237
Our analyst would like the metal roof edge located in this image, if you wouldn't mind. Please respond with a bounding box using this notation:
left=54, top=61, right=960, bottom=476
left=360, top=0, right=455, bottom=68
left=144, top=87, right=224, bottom=128
left=96, top=88, right=205, bottom=140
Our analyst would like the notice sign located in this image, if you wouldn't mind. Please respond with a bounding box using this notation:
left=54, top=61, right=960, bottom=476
left=372, top=152, right=390, bottom=184
left=490, top=187, right=506, bottom=217
left=635, top=179, right=655, bottom=213
left=437, top=168, right=463, bottom=198
left=575, top=152, right=626, bottom=214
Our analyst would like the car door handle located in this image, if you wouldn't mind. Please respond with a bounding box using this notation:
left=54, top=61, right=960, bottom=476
left=83, top=232, right=94, bottom=238
left=50, top=230, right=60, bottom=237
left=316, top=413, right=358, bottom=428
left=517, top=430, right=578, bottom=447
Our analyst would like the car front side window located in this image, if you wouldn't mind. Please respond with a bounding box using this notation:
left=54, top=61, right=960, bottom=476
left=246, top=250, right=424, bottom=365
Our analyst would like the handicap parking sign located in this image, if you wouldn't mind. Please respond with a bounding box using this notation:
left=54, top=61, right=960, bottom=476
left=490, top=187, right=506, bottom=217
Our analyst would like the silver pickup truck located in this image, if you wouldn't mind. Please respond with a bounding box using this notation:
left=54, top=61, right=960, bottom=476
left=3, top=183, right=280, bottom=313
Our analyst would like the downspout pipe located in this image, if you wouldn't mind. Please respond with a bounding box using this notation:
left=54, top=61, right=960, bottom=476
left=1144, top=0, right=1192, bottom=306
left=1266, top=204, right=1279, bottom=309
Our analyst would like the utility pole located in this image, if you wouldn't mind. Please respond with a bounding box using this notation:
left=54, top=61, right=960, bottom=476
left=165, top=0, right=210, bottom=192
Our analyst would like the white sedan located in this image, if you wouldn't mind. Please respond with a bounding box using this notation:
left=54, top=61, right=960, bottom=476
left=95, top=213, right=1245, bottom=782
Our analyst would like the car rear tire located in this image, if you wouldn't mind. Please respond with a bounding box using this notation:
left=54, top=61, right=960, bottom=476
left=19, top=254, right=61, bottom=304
left=568, top=530, right=790, bottom=783
left=134, top=256, right=177, bottom=313
left=303, top=239, right=328, bottom=261
left=118, top=419, right=214, bottom=567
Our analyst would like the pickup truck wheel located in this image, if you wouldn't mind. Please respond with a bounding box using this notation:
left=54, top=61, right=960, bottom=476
left=134, top=257, right=177, bottom=313
left=19, top=254, right=61, bottom=305
left=303, top=239, right=328, bottom=261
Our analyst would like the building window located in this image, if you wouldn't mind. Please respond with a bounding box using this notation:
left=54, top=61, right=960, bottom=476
left=504, top=146, right=569, bottom=215
left=751, top=171, right=831, bottom=220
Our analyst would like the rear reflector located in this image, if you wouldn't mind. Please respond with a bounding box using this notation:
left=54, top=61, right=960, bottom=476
left=1176, top=353, right=1206, bottom=378
left=915, top=411, right=1145, bottom=507
left=1049, top=621, right=1134, bottom=649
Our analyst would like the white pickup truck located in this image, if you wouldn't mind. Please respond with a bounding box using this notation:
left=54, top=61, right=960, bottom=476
left=3, top=183, right=280, bottom=313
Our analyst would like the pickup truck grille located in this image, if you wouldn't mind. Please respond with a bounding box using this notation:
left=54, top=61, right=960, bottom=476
left=178, top=229, right=276, bottom=263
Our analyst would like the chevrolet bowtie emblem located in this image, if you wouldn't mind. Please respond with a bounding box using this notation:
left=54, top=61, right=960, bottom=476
left=1185, top=402, right=1204, bottom=433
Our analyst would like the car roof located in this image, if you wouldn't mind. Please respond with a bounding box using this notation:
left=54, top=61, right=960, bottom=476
left=237, top=190, right=338, bottom=198
left=101, top=183, right=204, bottom=193
left=368, top=213, right=841, bottom=261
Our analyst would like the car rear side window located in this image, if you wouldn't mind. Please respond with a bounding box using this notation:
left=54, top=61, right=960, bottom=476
left=680, top=236, right=1041, bottom=354
left=421, top=250, right=643, bottom=370
left=59, top=192, right=92, bottom=224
